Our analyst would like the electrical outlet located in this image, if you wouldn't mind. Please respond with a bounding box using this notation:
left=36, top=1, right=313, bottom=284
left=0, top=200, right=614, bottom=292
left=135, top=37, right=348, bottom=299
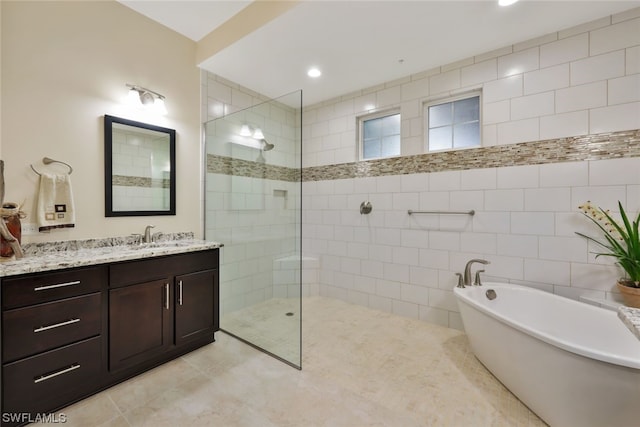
left=22, top=223, right=39, bottom=236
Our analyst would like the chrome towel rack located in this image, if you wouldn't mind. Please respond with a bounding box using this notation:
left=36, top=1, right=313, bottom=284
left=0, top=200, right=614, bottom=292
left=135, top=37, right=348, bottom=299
left=408, top=209, right=475, bottom=216
left=30, top=157, right=73, bottom=175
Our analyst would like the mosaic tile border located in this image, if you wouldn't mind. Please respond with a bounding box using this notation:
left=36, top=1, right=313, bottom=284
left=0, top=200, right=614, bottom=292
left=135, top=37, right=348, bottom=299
left=206, top=129, right=640, bottom=182
left=207, top=154, right=301, bottom=182
left=113, top=175, right=170, bottom=188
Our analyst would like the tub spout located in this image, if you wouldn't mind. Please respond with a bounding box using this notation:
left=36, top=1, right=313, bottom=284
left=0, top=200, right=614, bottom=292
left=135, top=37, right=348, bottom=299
left=463, top=259, right=490, bottom=287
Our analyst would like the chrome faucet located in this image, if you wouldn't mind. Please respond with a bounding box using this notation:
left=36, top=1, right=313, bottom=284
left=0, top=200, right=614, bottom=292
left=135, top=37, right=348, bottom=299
left=463, top=259, right=490, bottom=287
left=143, top=225, right=155, bottom=244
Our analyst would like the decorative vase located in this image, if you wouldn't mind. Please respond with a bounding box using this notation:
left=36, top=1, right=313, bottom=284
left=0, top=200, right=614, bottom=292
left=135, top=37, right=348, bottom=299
left=0, top=202, right=22, bottom=258
left=617, top=280, right=640, bottom=309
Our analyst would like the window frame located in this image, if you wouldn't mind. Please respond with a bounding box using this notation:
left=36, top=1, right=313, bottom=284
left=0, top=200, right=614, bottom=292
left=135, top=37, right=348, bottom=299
left=357, top=109, right=402, bottom=161
left=424, top=91, right=482, bottom=153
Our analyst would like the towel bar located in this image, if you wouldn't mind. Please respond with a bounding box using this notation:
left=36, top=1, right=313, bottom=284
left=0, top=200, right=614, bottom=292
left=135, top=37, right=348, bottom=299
left=30, top=157, right=73, bottom=175
left=408, top=209, right=475, bottom=216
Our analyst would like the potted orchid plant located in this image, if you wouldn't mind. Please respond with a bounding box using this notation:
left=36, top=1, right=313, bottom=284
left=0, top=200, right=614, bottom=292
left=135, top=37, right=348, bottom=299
left=576, top=201, right=640, bottom=308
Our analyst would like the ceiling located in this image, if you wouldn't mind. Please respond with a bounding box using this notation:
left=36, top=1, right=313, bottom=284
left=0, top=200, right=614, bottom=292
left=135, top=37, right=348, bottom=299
left=120, top=0, right=640, bottom=106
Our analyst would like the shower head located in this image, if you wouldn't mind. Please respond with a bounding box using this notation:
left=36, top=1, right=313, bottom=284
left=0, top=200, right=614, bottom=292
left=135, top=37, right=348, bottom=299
left=261, top=139, right=275, bottom=151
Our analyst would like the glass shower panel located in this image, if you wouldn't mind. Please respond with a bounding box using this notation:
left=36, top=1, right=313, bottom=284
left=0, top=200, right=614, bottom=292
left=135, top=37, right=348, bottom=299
left=204, top=91, right=302, bottom=369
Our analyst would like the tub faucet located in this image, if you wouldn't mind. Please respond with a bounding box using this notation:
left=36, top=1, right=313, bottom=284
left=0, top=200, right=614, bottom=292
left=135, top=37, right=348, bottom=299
left=463, top=259, right=490, bottom=287
left=143, top=225, right=155, bottom=244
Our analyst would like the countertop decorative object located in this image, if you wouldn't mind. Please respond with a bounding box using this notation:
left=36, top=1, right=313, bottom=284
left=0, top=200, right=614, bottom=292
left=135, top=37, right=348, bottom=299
left=618, top=306, right=640, bottom=340
left=0, top=232, right=222, bottom=277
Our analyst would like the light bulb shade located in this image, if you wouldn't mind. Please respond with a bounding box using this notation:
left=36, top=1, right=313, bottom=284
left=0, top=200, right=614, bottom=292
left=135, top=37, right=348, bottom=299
left=239, top=125, right=252, bottom=136
left=252, top=128, right=265, bottom=140
left=127, top=88, right=142, bottom=106
left=153, top=97, right=167, bottom=115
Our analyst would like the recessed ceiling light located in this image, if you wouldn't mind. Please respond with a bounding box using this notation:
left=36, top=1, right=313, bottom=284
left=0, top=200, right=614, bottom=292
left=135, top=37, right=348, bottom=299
left=307, top=68, right=322, bottom=78
left=498, top=0, right=519, bottom=6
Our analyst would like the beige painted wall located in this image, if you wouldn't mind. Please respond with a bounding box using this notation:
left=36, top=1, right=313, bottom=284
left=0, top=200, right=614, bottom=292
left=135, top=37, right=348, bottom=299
left=1, top=1, right=201, bottom=243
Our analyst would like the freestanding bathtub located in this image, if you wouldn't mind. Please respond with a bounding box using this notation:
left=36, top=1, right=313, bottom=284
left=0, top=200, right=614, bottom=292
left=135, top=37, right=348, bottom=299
left=454, top=282, right=640, bottom=427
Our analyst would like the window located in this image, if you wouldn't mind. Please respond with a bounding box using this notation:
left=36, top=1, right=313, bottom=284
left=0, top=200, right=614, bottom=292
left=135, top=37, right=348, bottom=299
left=359, top=111, right=401, bottom=160
left=425, top=93, right=480, bottom=152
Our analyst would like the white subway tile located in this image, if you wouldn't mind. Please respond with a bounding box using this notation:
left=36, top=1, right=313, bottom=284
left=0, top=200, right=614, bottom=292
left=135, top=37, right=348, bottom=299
left=392, top=192, right=419, bottom=211
left=377, top=85, right=402, bottom=106
left=354, top=93, right=377, bottom=113
left=590, top=102, right=640, bottom=134
left=496, top=117, right=539, bottom=145
left=571, top=185, right=627, bottom=213
left=429, top=170, right=461, bottom=191
left=451, top=190, right=484, bottom=212
left=401, top=229, right=429, bottom=249
left=524, top=64, right=570, bottom=95
left=429, top=231, right=460, bottom=251
left=570, top=262, right=620, bottom=291
left=376, top=278, right=401, bottom=299
left=401, top=78, right=430, bottom=101
left=511, top=91, right=555, bottom=120
left=497, top=47, right=540, bottom=78
left=419, top=191, right=450, bottom=211
left=401, top=99, right=421, bottom=119
left=401, top=173, right=429, bottom=192
left=555, top=81, right=607, bottom=113
left=377, top=175, right=402, bottom=193
left=559, top=17, right=610, bottom=39
left=409, top=266, right=439, bottom=287
left=590, top=17, right=640, bottom=56
left=461, top=59, right=497, bottom=87
left=483, top=100, right=510, bottom=124
left=392, top=300, right=420, bottom=319
left=485, top=189, right=524, bottom=211
left=383, top=263, right=410, bottom=283
left=514, top=33, right=558, bottom=52
left=429, top=69, right=461, bottom=95
left=627, top=46, right=640, bottom=74
left=540, top=110, right=589, bottom=139
left=483, top=75, right=523, bottom=103
left=461, top=232, right=497, bottom=254
left=340, top=257, right=361, bottom=275
left=419, top=248, right=450, bottom=269
left=460, top=168, right=497, bottom=190
left=482, top=124, right=497, bottom=146
left=497, top=234, right=538, bottom=258
left=497, top=165, right=539, bottom=189
left=627, top=185, right=640, bottom=213
left=368, top=294, right=393, bottom=313
left=524, top=259, right=571, bottom=285
left=442, top=57, right=474, bottom=73
left=539, top=161, right=589, bottom=188
left=400, top=283, right=429, bottom=305
left=570, top=50, right=625, bottom=86
left=609, top=74, right=640, bottom=105
left=485, top=255, right=524, bottom=280
left=525, top=188, right=571, bottom=211
left=589, top=157, right=640, bottom=186
left=539, top=236, right=587, bottom=262
left=540, top=33, right=588, bottom=68
left=511, top=212, right=555, bottom=235
left=472, top=212, right=511, bottom=233
left=475, top=45, right=513, bottom=63
left=347, top=242, right=369, bottom=259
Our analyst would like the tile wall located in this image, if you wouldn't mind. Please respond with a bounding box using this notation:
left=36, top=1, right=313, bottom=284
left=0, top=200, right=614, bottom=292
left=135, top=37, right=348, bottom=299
left=205, top=8, right=640, bottom=329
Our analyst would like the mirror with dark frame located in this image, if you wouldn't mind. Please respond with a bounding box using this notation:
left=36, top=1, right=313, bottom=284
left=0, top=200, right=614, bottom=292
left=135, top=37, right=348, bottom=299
left=104, top=115, right=176, bottom=217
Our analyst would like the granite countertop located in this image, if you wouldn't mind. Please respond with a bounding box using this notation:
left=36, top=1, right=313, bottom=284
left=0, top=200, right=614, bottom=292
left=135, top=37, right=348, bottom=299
left=0, top=232, right=222, bottom=277
left=618, top=306, right=640, bottom=341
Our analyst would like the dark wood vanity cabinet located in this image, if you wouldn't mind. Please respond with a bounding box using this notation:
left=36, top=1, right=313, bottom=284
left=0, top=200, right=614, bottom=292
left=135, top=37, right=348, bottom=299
left=1, top=248, right=219, bottom=425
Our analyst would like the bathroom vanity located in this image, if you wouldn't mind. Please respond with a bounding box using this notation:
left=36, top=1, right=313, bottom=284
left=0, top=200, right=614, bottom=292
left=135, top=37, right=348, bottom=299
left=0, top=238, right=220, bottom=425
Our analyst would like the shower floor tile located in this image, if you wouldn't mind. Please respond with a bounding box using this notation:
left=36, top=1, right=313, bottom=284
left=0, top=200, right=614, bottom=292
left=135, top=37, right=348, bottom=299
left=34, top=297, right=546, bottom=426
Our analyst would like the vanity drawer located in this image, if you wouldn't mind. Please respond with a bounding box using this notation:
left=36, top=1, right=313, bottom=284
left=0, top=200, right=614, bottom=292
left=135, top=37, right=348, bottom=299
left=2, top=293, right=101, bottom=362
left=2, top=336, right=101, bottom=414
left=2, top=265, right=107, bottom=309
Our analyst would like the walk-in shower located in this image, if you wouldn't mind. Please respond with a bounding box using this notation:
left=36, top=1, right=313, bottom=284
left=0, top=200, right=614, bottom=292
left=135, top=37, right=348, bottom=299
left=203, top=91, right=302, bottom=368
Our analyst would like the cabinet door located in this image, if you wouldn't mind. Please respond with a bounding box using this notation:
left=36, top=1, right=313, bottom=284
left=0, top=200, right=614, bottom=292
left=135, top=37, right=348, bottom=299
left=175, top=269, right=218, bottom=346
left=109, top=279, right=172, bottom=371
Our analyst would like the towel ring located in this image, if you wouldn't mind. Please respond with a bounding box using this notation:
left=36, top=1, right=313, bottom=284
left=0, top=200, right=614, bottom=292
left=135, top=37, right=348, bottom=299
left=30, top=157, right=73, bottom=176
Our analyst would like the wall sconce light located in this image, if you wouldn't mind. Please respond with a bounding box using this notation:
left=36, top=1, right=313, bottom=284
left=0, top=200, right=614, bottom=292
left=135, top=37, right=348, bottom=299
left=126, top=84, right=167, bottom=115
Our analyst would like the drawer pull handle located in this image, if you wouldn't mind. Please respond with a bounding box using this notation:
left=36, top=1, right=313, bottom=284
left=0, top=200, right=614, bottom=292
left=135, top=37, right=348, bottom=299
left=34, top=280, right=81, bottom=292
left=165, top=283, right=170, bottom=310
left=34, top=318, right=80, bottom=333
left=178, top=280, right=183, bottom=306
left=34, top=363, right=81, bottom=384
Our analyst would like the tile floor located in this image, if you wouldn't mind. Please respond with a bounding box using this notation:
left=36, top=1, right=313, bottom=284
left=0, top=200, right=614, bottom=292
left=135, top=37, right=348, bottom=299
left=36, top=297, right=546, bottom=426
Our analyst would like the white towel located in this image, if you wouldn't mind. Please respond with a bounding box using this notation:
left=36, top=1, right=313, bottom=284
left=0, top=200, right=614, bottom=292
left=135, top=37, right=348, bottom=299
left=37, top=173, right=76, bottom=232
